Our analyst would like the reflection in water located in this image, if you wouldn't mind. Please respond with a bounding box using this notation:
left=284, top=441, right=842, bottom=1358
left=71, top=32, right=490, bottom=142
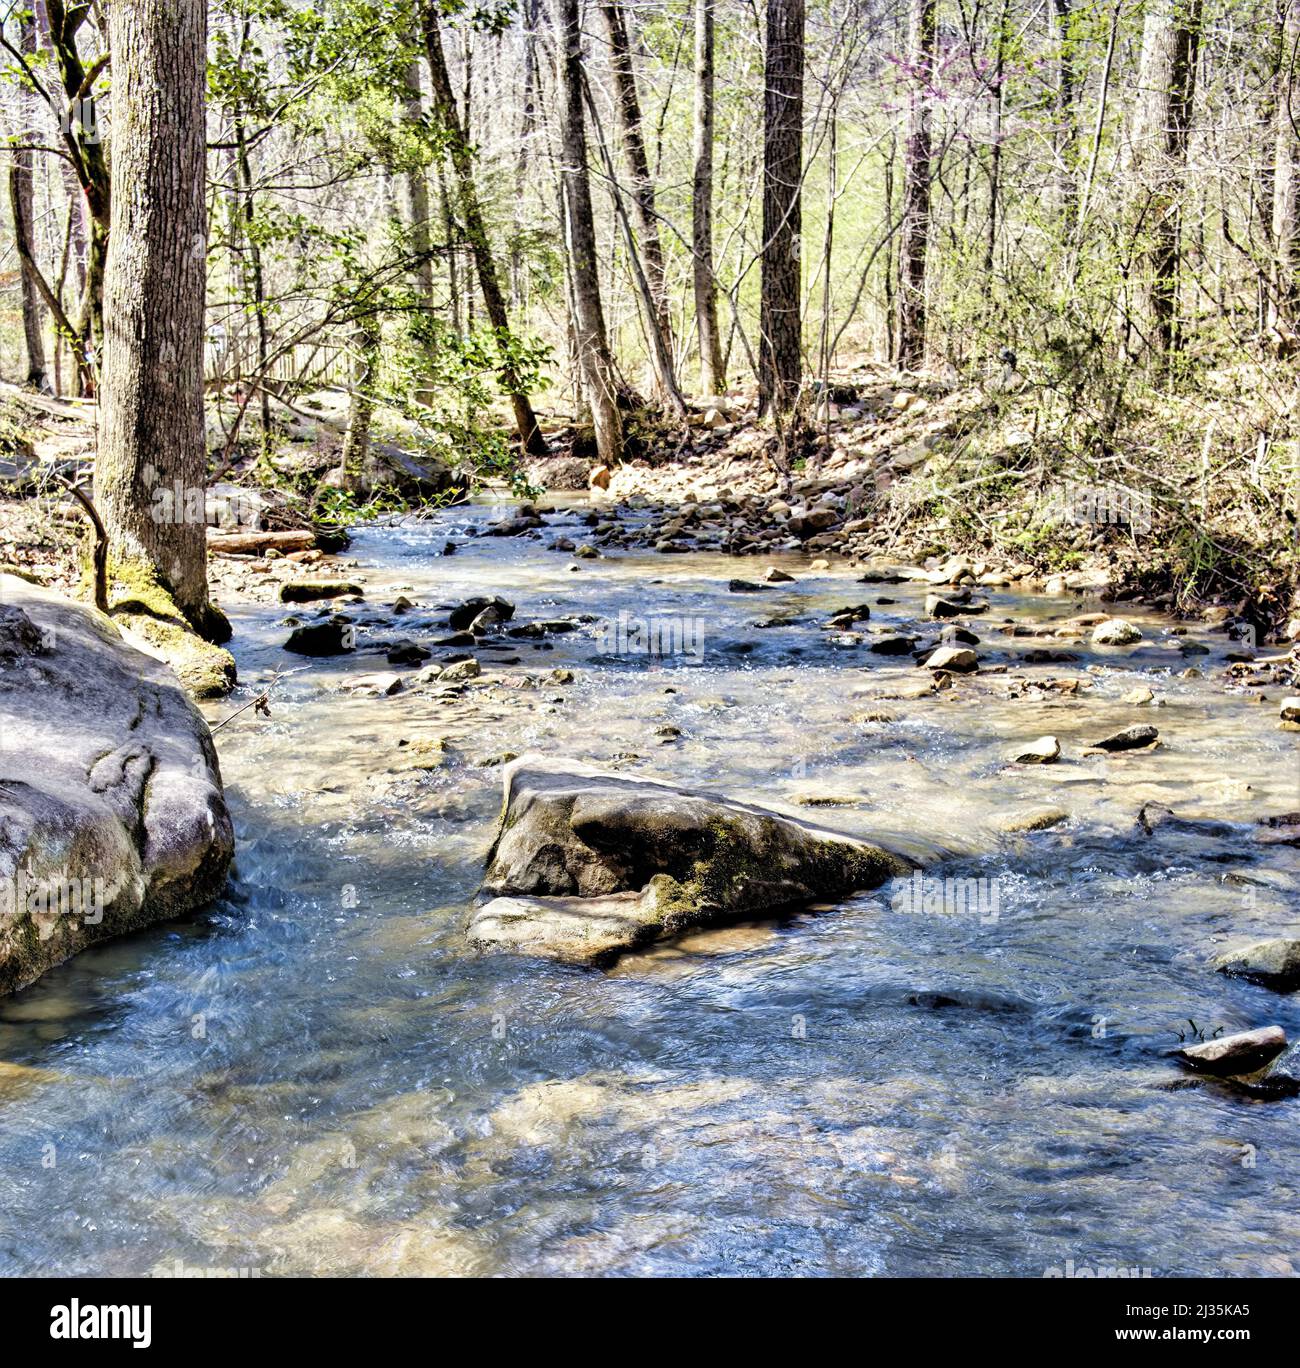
left=0, top=504, right=1297, bottom=1276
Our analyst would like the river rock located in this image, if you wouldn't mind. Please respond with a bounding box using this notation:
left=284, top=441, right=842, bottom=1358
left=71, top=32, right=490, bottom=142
left=468, top=756, right=912, bottom=963
left=440, top=657, right=481, bottom=682
left=925, top=594, right=967, bottom=619
left=922, top=646, right=978, bottom=673
left=0, top=577, right=234, bottom=996
left=1211, top=939, right=1300, bottom=991
left=386, top=640, right=430, bottom=665
left=1281, top=697, right=1300, bottom=725
left=285, top=618, right=354, bottom=656
left=1175, top=1026, right=1287, bottom=1077
left=447, top=597, right=514, bottom=631
left=763, top=567, right=795, bottom=583
left=1091, top=724, right=1159, bottom=752
left=279, top=580, right=363, bottom=603
left=1013, top=735, right=1060, bottom=764
left=868, top=634, right=916, bottom=655
left=1092, top=618, right=1143, bottom=646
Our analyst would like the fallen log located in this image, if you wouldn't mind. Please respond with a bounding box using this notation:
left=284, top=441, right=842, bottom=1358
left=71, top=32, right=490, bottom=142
left=207, top=528, right=315, bottom=556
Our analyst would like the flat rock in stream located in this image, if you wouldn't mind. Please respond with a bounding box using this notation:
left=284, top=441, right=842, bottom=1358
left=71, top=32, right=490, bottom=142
left=1174, top=1026, right=1287, bottom=1077
left=279, top=580, right=364, bottom=603
left=468, top=755, right=912, bottom=964
left=0, top=576, right=234, bottom=996
left=1211, top=939, right=1300, bottom=991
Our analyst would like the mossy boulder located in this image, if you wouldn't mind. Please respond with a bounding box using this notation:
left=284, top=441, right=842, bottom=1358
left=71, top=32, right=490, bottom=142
left=0, top=575, right=234, bottom=996
left=468, top=756, right=912, bottom=964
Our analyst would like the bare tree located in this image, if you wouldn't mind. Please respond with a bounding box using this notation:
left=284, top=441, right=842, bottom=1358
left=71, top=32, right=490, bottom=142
left=896, top=0, right=935, bottom=370
left=1271, top=0, right=1300, bottom=331
left=693, top=0, right=726, bottom=395
left=758, top=0, right=805, bottom=418
left=601, top=1, right=675, bottom=377
left=1131, top=0, right=1203, bottom=357
left=554, top=0, right=623, bottom=464
left=8, top=8, right=48, bottom=389
left=419, top=0, right=549, bottom=454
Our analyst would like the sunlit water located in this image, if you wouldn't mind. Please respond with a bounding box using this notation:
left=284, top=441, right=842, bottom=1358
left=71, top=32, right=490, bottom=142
left=1, top=500, right=1297, bottom=1277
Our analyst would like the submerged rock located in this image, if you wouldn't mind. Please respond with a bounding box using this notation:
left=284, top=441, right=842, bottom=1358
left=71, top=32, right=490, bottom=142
left=1211, top=939, right=1300, bottom=991
left=468, top=756, right=912, bottom=963
left=0, top=577, right=233, bottom=996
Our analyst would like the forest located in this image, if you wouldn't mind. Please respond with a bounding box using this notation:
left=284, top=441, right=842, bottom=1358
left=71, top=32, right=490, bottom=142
left=0, top=0, right=1297, bottom=1296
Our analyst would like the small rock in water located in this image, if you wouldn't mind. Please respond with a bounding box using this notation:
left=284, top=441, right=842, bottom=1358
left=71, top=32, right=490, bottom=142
left=1122, top=686, right=1155, bottom=705
left=925, top=594, right=967, bottom=619
left=440, top=657, right=481, bottom=682
left=386, top=640, right=430, bottom=665
left=346, top=672, right=403, bottom=697
left=1175, top=1026, right=1287, bottom=1077
left=869, top=634, right=916, bottom=655
left=448, top=596, right=515, bottom=631
left=1211, top=939, right=1300, bottom=991
left=1013, top=735, right=1060, bottom=764
left=284, top=619, right=354, bottom=656
left=1092, top=618, right=1143, bottom=646
left=1091, top=724, right=1159, bottom=752
left=728, top=579, right=767, bottom=593
left=1281, top=696, right=1300, bottom=729
left=922, top=646, right=978, bottom=674
left=763, top=567, right=795, bottom=583
left=1000, top=807, right=1069, bottom=832
left=279, top=580, right=363, bottom=603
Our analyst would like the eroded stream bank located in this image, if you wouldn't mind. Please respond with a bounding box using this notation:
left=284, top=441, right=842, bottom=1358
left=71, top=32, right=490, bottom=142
left=1, top=501, right=1297, bottom=1276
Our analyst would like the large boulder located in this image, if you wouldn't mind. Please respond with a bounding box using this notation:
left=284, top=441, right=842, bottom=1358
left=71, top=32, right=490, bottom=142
left=0, top=576, right=234, bottom=996
left=468, top=756, right=912, bottom=963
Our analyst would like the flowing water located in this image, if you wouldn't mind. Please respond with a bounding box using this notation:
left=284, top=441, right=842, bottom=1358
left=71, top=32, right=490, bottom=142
left=1, top=501, right=1297, bottom=1277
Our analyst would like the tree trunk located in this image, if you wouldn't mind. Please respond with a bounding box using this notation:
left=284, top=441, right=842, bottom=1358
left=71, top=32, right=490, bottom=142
left=1131, top=0, right=1203, bottom=357
left=896, top=0, right=936, bottom=371
left=402, top=57, right=437, bottom=406
left=96, top=0, right=216, bottom=635
left=418, top=0, right=548, bottom=455
left=553, top=0, right=623, bottom=465
left=1271, top=0, right=1300, bottom=330
left=1053, top=0, right=1079, bottom=213
left=601, top=1, right=675, bottom=384
left=9, top=10, right=49, bottom=389
left=692, top=0, right=726, bottom=395
left=758, top=0, right=805, bottom=418
left=45, top=0, right=111, bottom=383
left=340, top=324, right=381, bottom=481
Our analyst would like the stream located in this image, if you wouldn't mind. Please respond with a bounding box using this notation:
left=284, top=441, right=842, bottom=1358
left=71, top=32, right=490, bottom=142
left=1, top=500, right=1297, bottom=1277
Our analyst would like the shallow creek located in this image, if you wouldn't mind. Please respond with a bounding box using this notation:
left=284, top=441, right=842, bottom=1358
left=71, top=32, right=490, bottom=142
left=1, top=500, right=1297, bottom=1276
